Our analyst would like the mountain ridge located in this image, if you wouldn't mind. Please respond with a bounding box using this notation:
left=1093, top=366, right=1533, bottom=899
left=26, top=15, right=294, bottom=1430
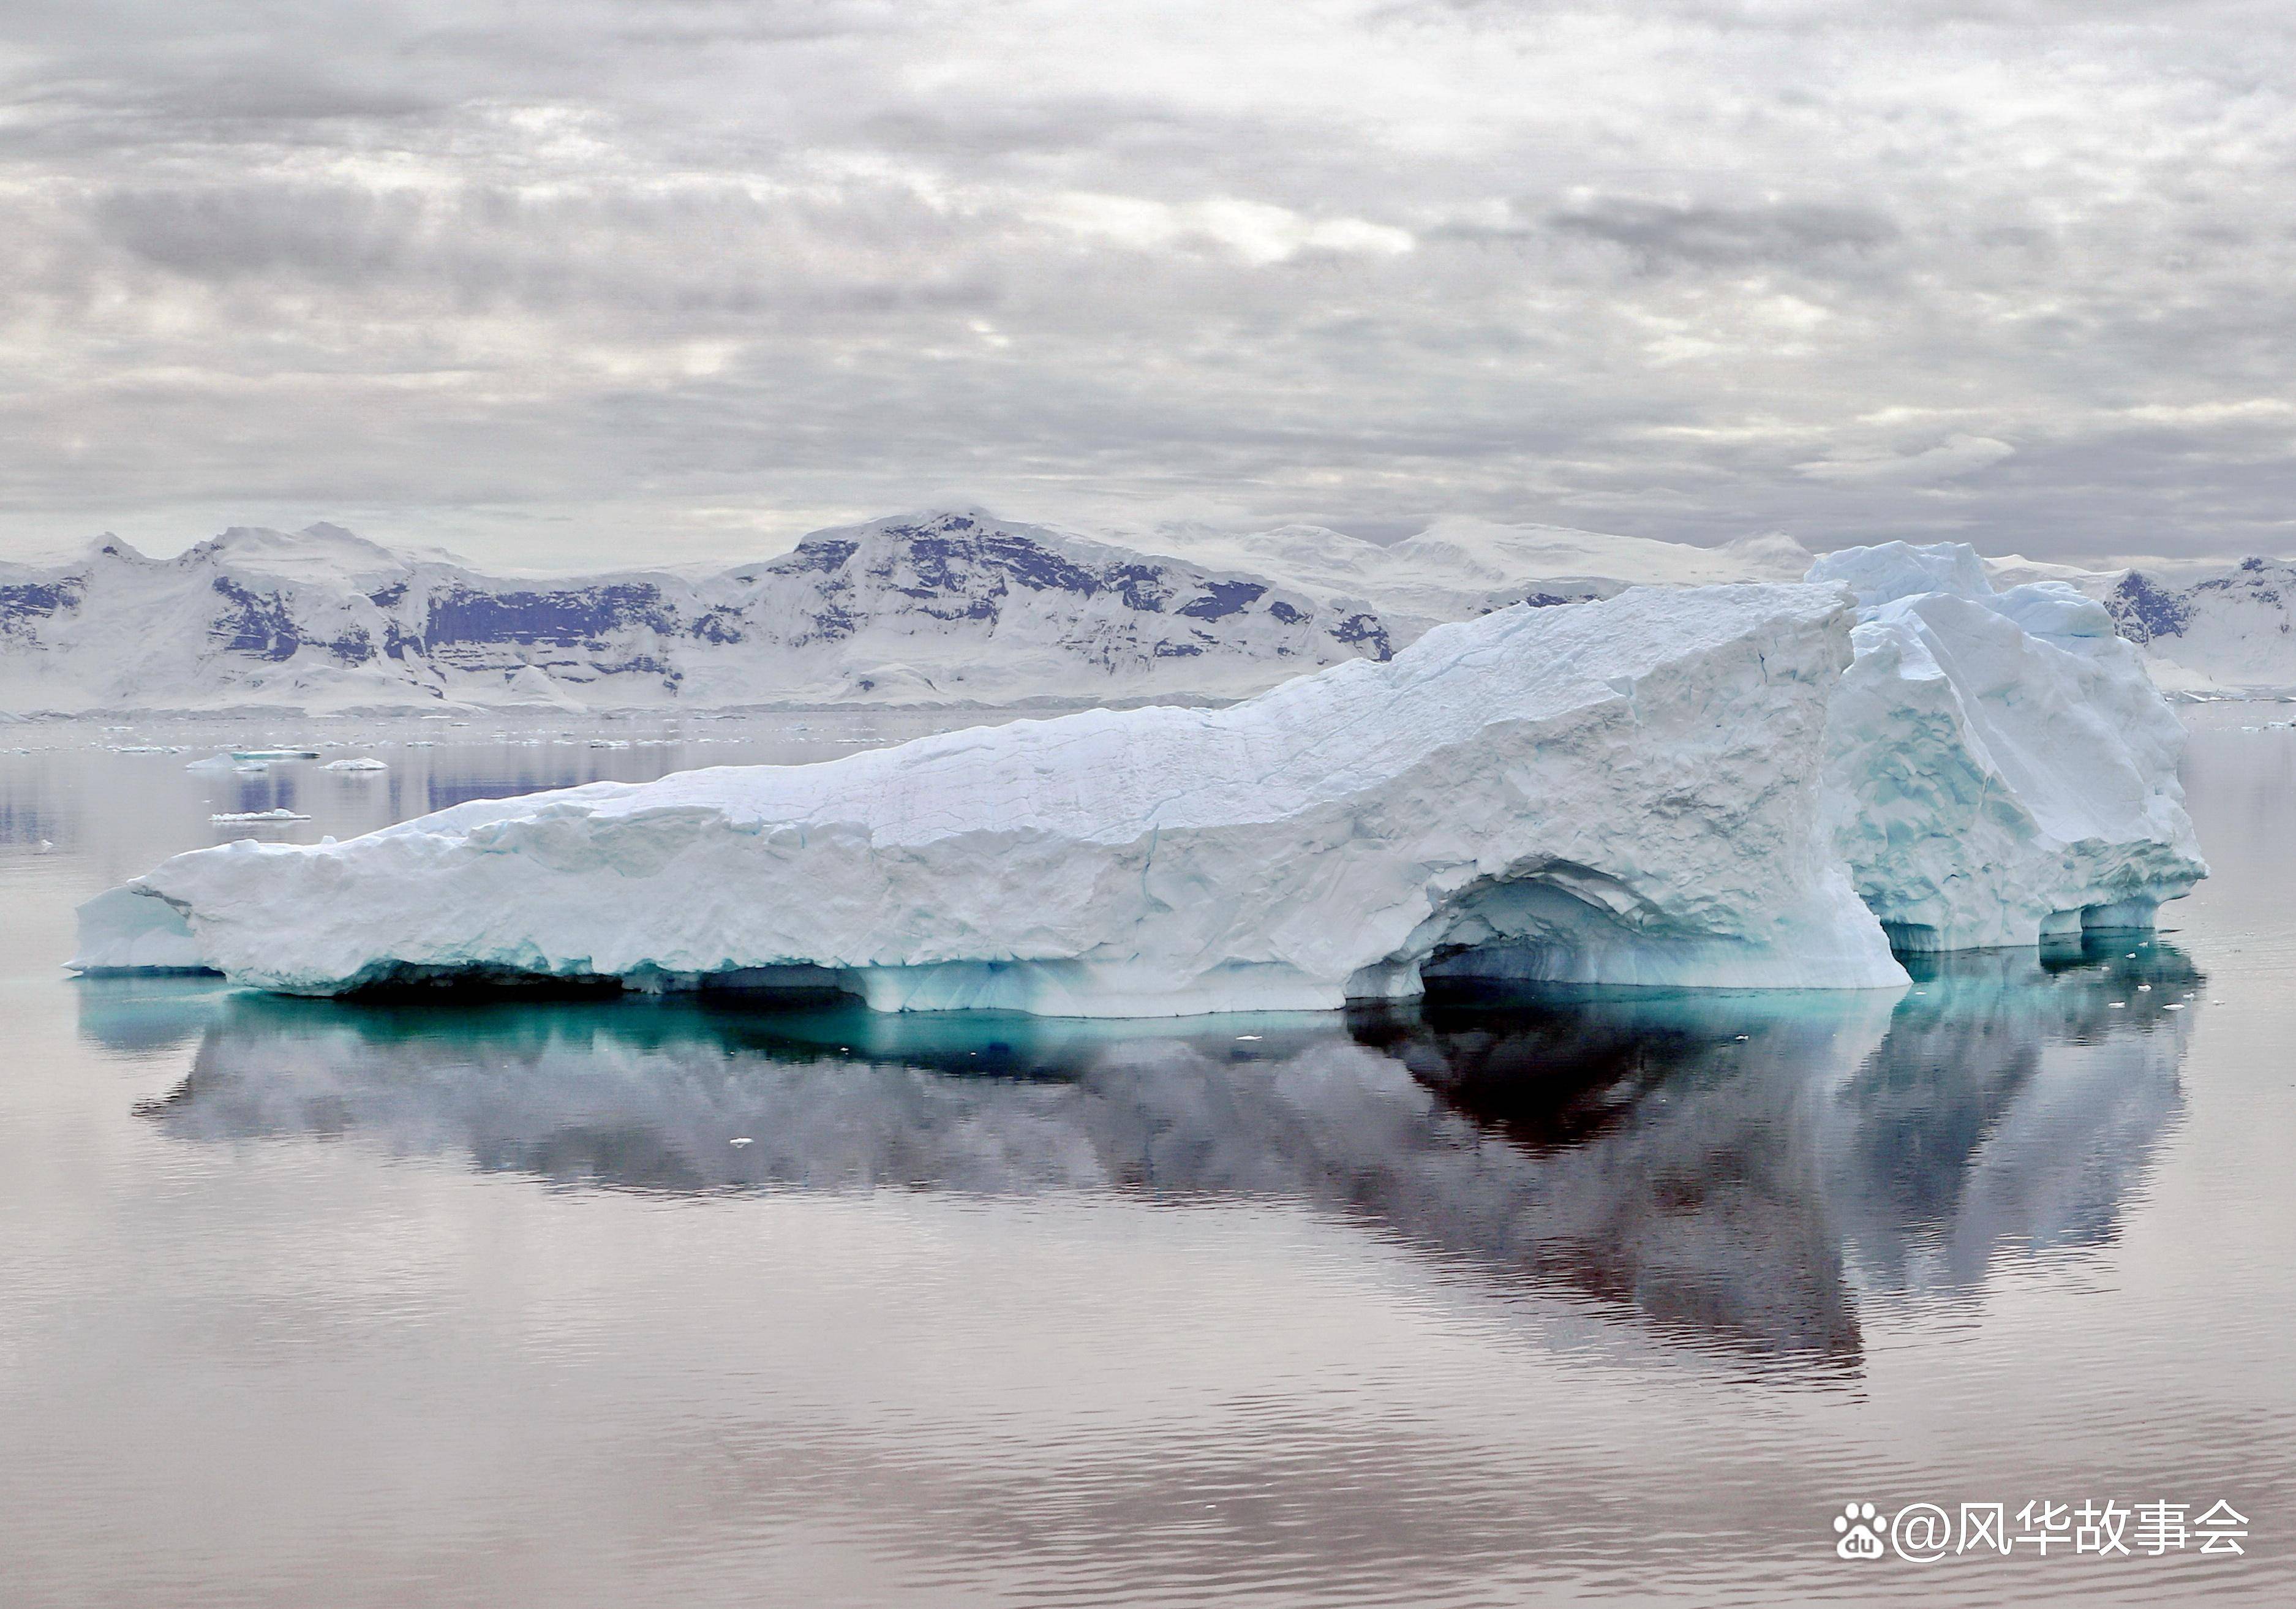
left=2, top=510, right=1417, bottom=714
left=2, top=508, right=2285, bottom=712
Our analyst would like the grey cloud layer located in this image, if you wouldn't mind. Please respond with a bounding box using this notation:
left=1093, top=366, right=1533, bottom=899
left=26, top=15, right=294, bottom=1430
left=2, top=0, right=2291, bottom=565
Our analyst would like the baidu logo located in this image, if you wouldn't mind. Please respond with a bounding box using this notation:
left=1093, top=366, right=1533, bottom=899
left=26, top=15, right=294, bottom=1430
left=1834, top=1502, right=1887, bottom=1559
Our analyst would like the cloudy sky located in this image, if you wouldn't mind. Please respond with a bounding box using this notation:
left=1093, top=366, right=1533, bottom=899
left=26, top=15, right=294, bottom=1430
left=2, top=0, right=2291, bottom=567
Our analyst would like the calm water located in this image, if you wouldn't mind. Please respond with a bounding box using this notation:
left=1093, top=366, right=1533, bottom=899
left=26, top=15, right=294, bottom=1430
left=2, top=709, right=2292, bottom=1605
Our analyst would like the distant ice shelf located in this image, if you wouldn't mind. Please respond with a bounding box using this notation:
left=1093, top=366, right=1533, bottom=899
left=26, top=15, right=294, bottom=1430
left=72, top=545, right=2207, bottom=1016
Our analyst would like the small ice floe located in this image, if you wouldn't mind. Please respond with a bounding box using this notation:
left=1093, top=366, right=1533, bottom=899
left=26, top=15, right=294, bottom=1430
left=322, top=757, right=388, bottom=772
left=210, top=808, right=311, bottom=824
left=2165, top=1003, right=2186, bottom=1010
left=589, top=739, right=630, bottom=750
left=232, top=761, right=270, bottom=774
left=184, top=753, right=239, bottom=772
left=729, top=1137, right=753, bottom=1147
left=232, top=749, right=319, bottom=761
left=1234, top=1034, right=1262, bottom=1041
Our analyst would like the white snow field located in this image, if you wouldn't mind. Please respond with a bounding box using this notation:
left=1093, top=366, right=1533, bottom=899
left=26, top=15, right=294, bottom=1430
left=72, top=545, right=2207, bottom=1016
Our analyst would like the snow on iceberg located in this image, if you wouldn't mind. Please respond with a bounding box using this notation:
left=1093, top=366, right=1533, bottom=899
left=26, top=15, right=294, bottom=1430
left=71, top=581, right=1903, bottom=1012
left=1810, top=542, right=2205, bottom=951
left=70, top=546, right=2207, bottom=1016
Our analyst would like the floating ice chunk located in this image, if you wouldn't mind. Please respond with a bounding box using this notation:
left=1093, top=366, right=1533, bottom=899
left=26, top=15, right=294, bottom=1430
left=75, top=582, right=1905, bottom=1011
left=209, top=808, right=311, bottom=824
left=322, top=757, right=388, bottom=772
left=184, top=753, right=238, bottom=772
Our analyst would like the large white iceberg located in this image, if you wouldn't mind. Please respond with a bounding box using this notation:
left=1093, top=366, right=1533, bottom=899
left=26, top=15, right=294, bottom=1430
left=71, top=545, right=2206, bottom=1016
left=75, top=581, right=1901, bottom=1011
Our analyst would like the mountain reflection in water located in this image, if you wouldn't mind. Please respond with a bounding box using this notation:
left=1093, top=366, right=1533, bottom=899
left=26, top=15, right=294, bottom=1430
left=91, top=935, right=2198, bottom=1373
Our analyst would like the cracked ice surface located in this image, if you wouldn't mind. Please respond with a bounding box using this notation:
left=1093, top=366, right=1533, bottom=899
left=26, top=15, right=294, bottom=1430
left=70, top=548, right=2205, bottom=1016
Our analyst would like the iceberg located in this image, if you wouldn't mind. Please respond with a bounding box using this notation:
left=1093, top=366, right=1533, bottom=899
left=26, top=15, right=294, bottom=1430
left=72, top=581, right=1902, bottom=1011
left=1811, top=543, right=2205, bottom=950
left=70, top=545, right=2207, bottom=1016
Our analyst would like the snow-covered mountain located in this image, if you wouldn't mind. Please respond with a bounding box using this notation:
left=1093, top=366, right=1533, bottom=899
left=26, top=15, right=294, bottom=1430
left=9, top=503, right=2283, bottom=712
left=0, top=511, right=1397, bottom=714
left=0, top=508, right=1813, bottom=715
left=2104, top=559, right=2296, bottom=695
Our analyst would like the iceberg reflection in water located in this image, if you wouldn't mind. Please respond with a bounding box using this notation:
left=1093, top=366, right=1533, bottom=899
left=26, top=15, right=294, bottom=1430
left=92, top=934, right=2198, bottom=1370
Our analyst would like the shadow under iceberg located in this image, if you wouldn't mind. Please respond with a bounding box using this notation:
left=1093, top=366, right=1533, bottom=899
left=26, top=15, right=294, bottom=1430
left=94, top=935, right=2200, bottom=1373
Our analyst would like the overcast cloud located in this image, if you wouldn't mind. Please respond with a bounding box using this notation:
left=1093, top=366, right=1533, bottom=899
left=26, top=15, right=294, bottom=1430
left=1, top=0, right=2291, bottom=567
